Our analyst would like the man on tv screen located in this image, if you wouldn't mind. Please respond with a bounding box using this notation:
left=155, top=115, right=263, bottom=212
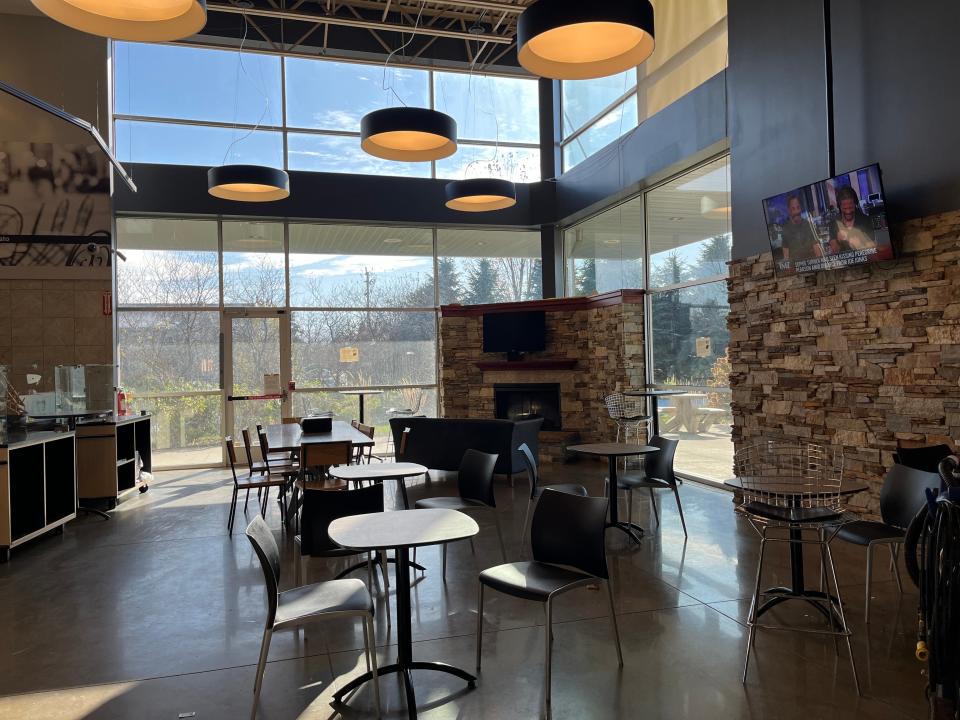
left=781, top=194, right=821, bottom=262
left=828, top=185, right=877, bottom=253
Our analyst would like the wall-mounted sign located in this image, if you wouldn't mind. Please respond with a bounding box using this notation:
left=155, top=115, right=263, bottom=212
left=339, top=347, right=359, bottom=363
left=695, top=336, right=712, bottom=358
left=263, top=373, right=281, bottom=395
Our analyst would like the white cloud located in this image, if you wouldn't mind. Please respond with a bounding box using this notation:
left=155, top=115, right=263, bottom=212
left=297, top=255, right=428, bottom=279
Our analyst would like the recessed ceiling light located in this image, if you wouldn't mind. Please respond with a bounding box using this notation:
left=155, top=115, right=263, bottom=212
left=383, top=238, right=403, bottom=244
left=668, top=216, right=683, bottom=221
left=603, top=239, right=620, bottom=245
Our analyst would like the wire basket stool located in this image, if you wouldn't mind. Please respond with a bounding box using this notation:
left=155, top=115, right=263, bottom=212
left=734, top=439, right=860, bottom=695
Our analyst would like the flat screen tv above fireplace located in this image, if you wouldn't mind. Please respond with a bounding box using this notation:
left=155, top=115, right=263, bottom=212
left=482, top=310, right=546, bottom=355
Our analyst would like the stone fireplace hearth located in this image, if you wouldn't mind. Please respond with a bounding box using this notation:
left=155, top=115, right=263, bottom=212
left=440, top=290, right=645, bottom=464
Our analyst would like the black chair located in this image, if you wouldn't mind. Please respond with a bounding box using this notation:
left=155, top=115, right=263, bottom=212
left=415, top=449, right=505, bottom=580
left=834, top=464, right=941, bottom=623
left=517, top=442, right=587, bottom=554
left=476, top=489, right=623, bottom=715
left=245, top=516, right=381, bottom=719
left=295, top=483, right=386, bottom=589
left=893, top=444, right=953, bottom=473
left=614, top=436, right=685, bottom=537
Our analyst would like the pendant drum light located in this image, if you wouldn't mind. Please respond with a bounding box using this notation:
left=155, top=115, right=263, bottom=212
left=444, top=178, right=517, bottom=213
left=208, top=164, right=290, bottom=202
left=361, top=107, right=457, bottom=162
left=517, top=0, right=655, bottom=80
left=31, top=0, right=206, bottom=41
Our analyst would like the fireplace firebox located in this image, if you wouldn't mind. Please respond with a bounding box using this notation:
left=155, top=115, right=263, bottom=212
left=493, top=383, right=561, bottom=431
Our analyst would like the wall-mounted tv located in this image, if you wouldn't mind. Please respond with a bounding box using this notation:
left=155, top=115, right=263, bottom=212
left=482, top=311, right=546, bottom=355
left=763, top=163, right=894, bottom=275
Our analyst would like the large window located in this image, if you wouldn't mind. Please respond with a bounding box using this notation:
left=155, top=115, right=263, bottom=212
left=563, top=155, right=732, bottom=482
left=116, top=219, right=541, bottom=468
left=560, top=0, right=728, bottom=170
left=113, top=43, right=540, bottom=182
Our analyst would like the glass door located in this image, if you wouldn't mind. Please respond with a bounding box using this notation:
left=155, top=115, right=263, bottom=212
left=223, top=310, right=291, bottom=443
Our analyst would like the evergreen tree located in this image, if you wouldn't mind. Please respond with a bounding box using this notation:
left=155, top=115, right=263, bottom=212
left=437, top=257, right=463, bottom=305
left=466, top=258, right=498, bottom=305
left=650, top=251, right=689, bottom=288
left=696, top=234, right=731, bottom=278
left=574, top=258, right=597, bottom=296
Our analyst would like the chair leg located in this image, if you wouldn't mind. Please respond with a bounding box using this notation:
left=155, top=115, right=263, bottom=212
left=251, top=626, right=273, bottom=719
left=743, top=535, right=767, bottom=683
left=381, top=552, right=390, bottom=588
left=494, top=512, right=507, bottom=564
left=544, top=599, right=554, bottom=716
left=260, top=488, right=270, bottom=518
left=672, top=486, right=687, bottom=538
left=606, top=579, right=624, bottom=666
left=626, top=488, right=633, bottom=527
left=825, top=540, right=861, bottom=696
left=865, top=543, right=874, bottom=625
left=228, top=487, right=239, bottom=534
left=890, top=543, right=904, bottom=594
left=365, top=615, right=382, bottom=718
left=648, top=488, right=659, bottom=527
left=244, top=487, right=251, bottom=510
left=442, top=543, right=448, bottom=582
left=476, top=583, right=485, bottom=671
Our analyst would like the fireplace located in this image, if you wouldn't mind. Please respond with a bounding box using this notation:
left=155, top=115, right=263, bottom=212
left=494, top=383, right=562, bottom=431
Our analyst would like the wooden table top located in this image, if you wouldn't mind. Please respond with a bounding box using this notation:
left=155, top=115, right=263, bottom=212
left=568, top=443, right=660, bottom=458
left=329, top=508, right=479, bottom=551
left=725, top=476, right=869, bottom=497
left=329, top=462, right=428, bottom=480
left=265, top=421, right=374, bottom=453
left=623, top=389, right=684, bottom=397
left=339, top=389, right=384, bottom=396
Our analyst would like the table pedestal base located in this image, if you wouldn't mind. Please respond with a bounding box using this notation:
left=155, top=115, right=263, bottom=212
left=606, top=521, right=644, bottom=543
left=334, top=553, right=427, bottom=582
left=332, top=545, right=475, bottom=719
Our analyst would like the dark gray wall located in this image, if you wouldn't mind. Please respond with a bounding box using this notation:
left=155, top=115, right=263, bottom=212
left=729, top=0, right=960, bottom=259
left=556, top=71, right=729, bottom=225
left=114, top=163, right=554, bottom=228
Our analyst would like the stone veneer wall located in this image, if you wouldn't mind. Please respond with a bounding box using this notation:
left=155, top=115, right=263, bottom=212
left=728, top=211, right=960, bottom=513
left=440, top=292, right=645, bottom=458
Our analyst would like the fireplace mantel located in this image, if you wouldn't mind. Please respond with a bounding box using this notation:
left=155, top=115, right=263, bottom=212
left=475, top=359, right=578, bottom=372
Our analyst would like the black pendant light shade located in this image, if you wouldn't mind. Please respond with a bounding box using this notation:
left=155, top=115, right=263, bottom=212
left=518, top=0, right=655, bottom=80
left=207, top=165, right=290, bottom=202
left=361, top=107, right=458, bottom=162
left=444, top=178, right=517, bottom=213
left=31, top=0, right=206, bottom=41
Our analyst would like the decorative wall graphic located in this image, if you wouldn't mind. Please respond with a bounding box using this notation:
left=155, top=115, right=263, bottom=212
left=0, top=141, right=111, bottom=279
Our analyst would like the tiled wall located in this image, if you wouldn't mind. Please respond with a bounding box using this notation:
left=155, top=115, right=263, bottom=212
left=727, top=210, right=960, bottom=513
left=1, top=279, right=113, bottom=394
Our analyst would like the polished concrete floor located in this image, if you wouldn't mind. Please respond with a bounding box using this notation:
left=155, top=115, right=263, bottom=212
left=0, top=460, right=928, bottom=719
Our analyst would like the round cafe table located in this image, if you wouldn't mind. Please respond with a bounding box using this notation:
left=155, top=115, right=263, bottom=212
left=329, top=461, right=428, bottom=510
left=329, top=508, right=480, bottom=719
left=567, top=442, right=660, bottom=544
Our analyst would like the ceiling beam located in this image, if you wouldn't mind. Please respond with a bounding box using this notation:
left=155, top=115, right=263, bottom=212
left=206, top=2, right=514, bottom=43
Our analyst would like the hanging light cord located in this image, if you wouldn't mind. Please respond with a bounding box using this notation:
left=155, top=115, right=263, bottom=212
left=222, top=14, right=273, bottom=165
left=381, top=0, right=426, bottom=107
left=463, top=15, right=506, bottom=180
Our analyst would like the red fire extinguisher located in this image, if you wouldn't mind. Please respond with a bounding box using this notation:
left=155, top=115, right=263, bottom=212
left=117, top=387, right=127, bottom=416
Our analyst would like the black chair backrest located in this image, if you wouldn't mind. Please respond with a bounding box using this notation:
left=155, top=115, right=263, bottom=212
left=531, top=489, right=609, bottom=579
left=518, top=442, right=539, bottom=500
left=881, top=464, right=942, bottom=529
left=894, top=444, right=954, bottom=474
left=458, top=449, right=499, bottom=507
left=300, top=483, right=384, bottom=556
left=257, top=428, right=275, bottom=471
left=246, top=515, right=281, bottom=625
left=241, top=427, right=257, bottom=472
left=225, top=436, right=239, bottom=485
left=646, top=436, right=679, bottom=485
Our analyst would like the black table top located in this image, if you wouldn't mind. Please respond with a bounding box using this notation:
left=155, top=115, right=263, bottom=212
left=568, top=442, right=660, bottom=458
left=265, top=421, right=374, bottom=452
left=329, top=508, right=479, bottom=550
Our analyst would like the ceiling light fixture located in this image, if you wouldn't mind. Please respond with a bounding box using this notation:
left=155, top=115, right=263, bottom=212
left=207, top=165, right=289, bottom=202
left=31, top=0, right=206, bottom=41
left=517, top=0, right=655, bottom=80
left=444, top=178, right=517, bottom=213
left=361, top=107, right=458, bottom=162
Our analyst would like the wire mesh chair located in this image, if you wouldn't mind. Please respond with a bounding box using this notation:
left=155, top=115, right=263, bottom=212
left=603, top=392, right=650, bottom=444
left=734, top=439, right=860, bottom=695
